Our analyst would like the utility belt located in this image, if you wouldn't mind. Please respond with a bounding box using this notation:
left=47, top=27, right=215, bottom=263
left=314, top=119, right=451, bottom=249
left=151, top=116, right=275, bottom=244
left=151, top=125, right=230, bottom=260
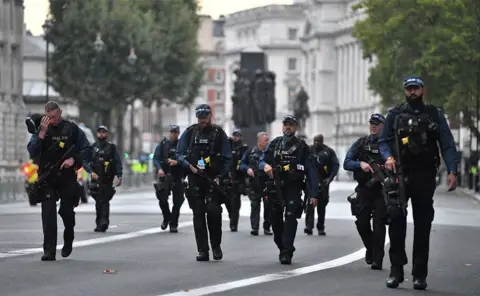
left=153, top=175, right=174, bottom=203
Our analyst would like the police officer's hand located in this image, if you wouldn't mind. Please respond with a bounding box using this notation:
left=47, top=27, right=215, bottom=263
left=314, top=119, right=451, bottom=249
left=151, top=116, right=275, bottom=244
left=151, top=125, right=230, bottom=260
left=311, top=197, right=319, bottom=207
left=157, top=169, right=165, bottom=177
left=60, top=157, right=74, bottom=169
left=360, top=161, right=373, bottom=173
left=247, top=168, right=255, bottom=177
left=38, top=116, right=50, bottom=138
left=189, top=164, right=201, bottom=174
left=447, top=173, right=457, bottom=191
left=322, top=178, right=331, bottom=186
left=115, top=177, right=122, bottom=187
left=91, top=172, right=98, bottom=180
left=264, top=164, right=273, bottom=178
left=385, top=157, right=396, bottom=172
left=168, top=159, right=178, bottom=166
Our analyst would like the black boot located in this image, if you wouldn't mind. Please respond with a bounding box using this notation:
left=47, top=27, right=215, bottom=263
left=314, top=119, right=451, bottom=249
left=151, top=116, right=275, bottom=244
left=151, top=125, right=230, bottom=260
left=386, top=266, right=404, bottom=288
left=250, top=230, right=259, bottom=236
left=41, top=253, right=56, bottom=261
left=304, top=228, right=313, bottom=235
left=161, top=220, right=169, bottom=230
left=264, top=228, right=273, bottom=235
left=196, top=252, right=209, bottom=262
left=279, top=251, right=292, bottom=265
left=61, top=242, right=73, bottom=258
left=212, top=247, right=223, bottom=260
left=413, top=278, right=428, bottom=290
left=365, top=249, right=373, bottom=265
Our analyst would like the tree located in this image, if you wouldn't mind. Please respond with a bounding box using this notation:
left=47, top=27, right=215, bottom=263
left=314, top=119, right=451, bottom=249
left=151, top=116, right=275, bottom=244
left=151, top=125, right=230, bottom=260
left=352, top=0, right=480, bottom=137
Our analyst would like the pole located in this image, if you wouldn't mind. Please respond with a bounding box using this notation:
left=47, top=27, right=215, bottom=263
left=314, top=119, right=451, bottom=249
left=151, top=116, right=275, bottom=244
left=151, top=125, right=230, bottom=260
left=335, top=106, right=340, bottom=181
left=46, top=40, right=49, bottom=102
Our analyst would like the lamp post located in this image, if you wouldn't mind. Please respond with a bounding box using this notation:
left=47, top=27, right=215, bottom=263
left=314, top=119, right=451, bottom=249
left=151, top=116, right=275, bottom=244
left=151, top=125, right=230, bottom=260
left=335, top=106, right=340, bottom=181
left=42, top=19, right=53, bottom=102
left=127, top=48, right=137, bottom=156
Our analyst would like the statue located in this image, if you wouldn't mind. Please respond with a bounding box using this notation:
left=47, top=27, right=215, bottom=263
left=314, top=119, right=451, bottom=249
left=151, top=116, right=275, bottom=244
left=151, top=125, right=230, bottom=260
left=231, top=69, right=250, bottom=128
left=293, top=86, right=310, bottom=133
left=265, top=71, right=276, bottom=123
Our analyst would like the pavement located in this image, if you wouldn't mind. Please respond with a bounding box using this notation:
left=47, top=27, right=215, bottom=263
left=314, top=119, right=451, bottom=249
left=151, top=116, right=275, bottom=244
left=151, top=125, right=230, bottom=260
left=0, top=181, right=479, bottom=296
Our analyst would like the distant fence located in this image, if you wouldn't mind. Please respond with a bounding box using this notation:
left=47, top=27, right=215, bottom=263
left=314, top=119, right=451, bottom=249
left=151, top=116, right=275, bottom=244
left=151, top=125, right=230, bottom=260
left=0, top=173, right=154, bottom=204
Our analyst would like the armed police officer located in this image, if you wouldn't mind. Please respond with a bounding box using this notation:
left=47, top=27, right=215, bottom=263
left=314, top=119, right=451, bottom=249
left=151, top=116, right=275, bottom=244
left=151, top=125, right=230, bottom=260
left=27, top=101, right=92, bottom=261
left=259, top=115, right=319, bottom=264
left=176, top=104, right=232, bottom=261
left=239, top=131, right=272, bottom=236
left=89, top=125, right=123, bottom=233
left=344, top=114, right=387, bottom=270
left=379, top=76, right=457, bottom=290
left=225, top=128, right=248, bottom=232
left=304, top=134, right=339, bottom=236
left=153, top=124, right=185, bottom=233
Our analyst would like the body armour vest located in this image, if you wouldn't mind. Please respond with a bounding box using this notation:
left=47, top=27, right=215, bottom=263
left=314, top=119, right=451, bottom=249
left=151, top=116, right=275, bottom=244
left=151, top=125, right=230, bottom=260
left=161, top=139, right=182, bottom=175
left=393, top=103, right=440, bottom=170
left=187, top=124, right=221, bottom=175
left=248, top=147, right=266, bottom=176
left=92, top=142, right=115, bottom=181
left=270, top=136, right=306, bottom=181
left=39, top=120, right=76, bottom=179
left=353, top=135, right=383, bottom=184
left=230, top=139, right=248, bottom=173
left=310, top=145, right=331, bottom=178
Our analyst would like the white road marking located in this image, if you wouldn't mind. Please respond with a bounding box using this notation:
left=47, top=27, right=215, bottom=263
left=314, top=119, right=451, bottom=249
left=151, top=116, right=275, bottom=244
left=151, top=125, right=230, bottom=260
left=157, top=237, right=391, bottom=296
left=0, top=220, right=194, bottom=259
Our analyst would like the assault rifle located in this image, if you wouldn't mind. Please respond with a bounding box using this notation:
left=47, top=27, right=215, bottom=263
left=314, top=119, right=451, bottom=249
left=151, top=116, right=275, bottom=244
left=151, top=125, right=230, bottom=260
left=153, top=174, right=174, bottom=203
left=193, top=164, right=229, bottom=203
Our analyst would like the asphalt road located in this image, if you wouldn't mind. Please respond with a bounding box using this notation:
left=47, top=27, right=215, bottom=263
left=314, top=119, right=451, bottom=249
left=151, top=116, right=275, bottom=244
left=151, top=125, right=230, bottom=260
left=0, top=181, right=479, bottom=296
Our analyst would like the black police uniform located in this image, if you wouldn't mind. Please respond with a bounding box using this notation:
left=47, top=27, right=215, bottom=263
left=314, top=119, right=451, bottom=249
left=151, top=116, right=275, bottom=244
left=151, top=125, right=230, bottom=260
left=239, top=146, right=272, bottom=235
left=27, top=119, right=92, bottom=261
left=304, top=143, right=339, bottom=235
left=344, top=116, right=387, bottom=270
left=89, top=126, right=123, bottom=232
left=153, top=127, right=185, bottom=233
left=225, top=132, right=248, bottom=231
left=379, top=76, right=457, bottom=289
left=259, top=116, right=319, bottom=264
left=176, top=104, right=232, bottom=261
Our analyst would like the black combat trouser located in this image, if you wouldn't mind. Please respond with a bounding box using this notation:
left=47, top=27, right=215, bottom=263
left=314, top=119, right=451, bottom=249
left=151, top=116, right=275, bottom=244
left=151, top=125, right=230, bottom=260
left=225, top=178, right=243, bottom=230
left=248, top=192, right=270, bottom=231
left=388, top=169, right=436, bottom=279
left=41, top=178, right=79, bottom=256
left=187, top=175, right=223, bottom=253
left=270, top=183, right=303, bottom=255
left=305, top=185, right=330, bottom=232
left=355, top=183, right=386, bottom=265
left=92, top=181, right=115, bottom=228
left=158, top=176, right=185, bottom=227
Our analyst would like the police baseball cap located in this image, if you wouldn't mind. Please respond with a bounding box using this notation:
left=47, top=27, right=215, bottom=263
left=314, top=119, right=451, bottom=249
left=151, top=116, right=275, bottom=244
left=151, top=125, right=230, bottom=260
left=232, top=128, right=241, bottom=136
left=169, top=124, right=180, bottom=132
left=195, top=104, right=211, bottom=118
left=369, top=113, right=385, bottom=125
left=25, top=113, right=43, bottom=134
left=282, top=115, right=298, bottom=125
left=403, top=76, right=424, bottom=88
left=97, top=125, right=108, bottom=132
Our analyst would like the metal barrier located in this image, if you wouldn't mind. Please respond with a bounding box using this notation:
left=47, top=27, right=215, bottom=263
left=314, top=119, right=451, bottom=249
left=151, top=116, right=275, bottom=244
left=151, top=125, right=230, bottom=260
left=0, top=178, right=27, bottom=203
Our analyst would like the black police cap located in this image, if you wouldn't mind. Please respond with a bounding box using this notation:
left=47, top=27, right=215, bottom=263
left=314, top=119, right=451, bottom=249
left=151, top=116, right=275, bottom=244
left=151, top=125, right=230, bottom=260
left=282, top=115, right=298, bottom=125
left=169, top=125, right=180, bottom=132
left=195, top=104, right=211, bottom=118
left=25, top=113, right=43, bottom=134
left=97, top=125, right=108, bottom=132
left=232, top=128, right=241, bottom=136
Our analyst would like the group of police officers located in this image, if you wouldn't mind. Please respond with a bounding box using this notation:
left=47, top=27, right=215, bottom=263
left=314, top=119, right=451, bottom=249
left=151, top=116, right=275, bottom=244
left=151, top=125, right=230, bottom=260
left=26, top=75, right=458, bottom=291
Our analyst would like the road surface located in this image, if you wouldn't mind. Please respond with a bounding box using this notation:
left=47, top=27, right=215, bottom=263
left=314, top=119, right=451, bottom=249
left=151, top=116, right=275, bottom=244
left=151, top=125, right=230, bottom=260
left=0, top=181, right=478, bottom=296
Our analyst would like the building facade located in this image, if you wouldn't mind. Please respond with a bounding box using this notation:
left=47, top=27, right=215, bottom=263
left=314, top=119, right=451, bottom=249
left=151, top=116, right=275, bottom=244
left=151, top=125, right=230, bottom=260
left=300, top=0, right=380, bottom=179
left=0, top=0, right=27, bottom=177
left=223, top=4, right=305, bottom=138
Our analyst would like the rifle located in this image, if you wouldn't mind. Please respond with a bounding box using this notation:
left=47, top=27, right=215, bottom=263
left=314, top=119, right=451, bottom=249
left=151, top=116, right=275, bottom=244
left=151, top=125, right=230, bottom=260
left=269, top=165, right=285, bottom=207
left=153, top=174, right=174, bottom=203
left=26, top=144, right=77, bottom=204
left=192, top=164, right=229, bottom=202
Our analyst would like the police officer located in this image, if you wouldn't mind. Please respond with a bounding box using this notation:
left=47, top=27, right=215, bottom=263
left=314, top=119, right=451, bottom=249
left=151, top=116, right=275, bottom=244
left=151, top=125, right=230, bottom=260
left=89, top=125, right=123, bottom=232
left=239, top=131, right=272, bottom=236
left=344, top=114, right=387, bottom=270
left=176, top=104, right=232, bottom=261
left=153, top=124, right=185, bottom=233
left=225, top=128, right=248, bottom=231
left=304, top=134, right=339, bottom=236
left=259, top=115, right=320, bottom=264
left=27, top=101, right=92, bottom=261
left=379, top=76, right=457, bottom=290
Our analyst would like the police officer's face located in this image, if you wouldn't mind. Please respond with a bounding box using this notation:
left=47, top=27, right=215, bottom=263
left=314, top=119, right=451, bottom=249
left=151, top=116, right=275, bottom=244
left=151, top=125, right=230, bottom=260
left=45, top=108, right=62, bottom=126
left=232, top=135, right=241, bottom=142
left=258, top=135, right=269, bottom=150
left=97, top=130, right=107, bottom=140
left=282, top=122, right=297, bottom=136
left=169, top=130, right=179, bottom=141
left=369, top=122, right=383, bottom=135
left=404, top=86, right=423, bottom=100
left=197, top=114, right=211, bottom=128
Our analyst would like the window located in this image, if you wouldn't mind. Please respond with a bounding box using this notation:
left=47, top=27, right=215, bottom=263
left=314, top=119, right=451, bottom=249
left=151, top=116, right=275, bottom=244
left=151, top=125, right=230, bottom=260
left=215, top=70, right=224, bottom=83
left=288, top=28, right=298, bottom=40
left=287, top=87, right=296, bottom=110
left=215, top=91, right=224, bottom=101
left=288, top=58, right=297, bottom=71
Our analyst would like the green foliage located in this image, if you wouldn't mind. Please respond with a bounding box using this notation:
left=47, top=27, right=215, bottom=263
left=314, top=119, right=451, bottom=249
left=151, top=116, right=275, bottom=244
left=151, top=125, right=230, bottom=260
left=352, top=0, right=480, bottom=134
left=47, top=0, right=202, bottom=111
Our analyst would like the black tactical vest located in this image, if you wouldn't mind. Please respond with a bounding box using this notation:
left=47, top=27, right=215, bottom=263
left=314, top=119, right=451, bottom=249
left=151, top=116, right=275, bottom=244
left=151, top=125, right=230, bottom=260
left=39, top=120, right=76, bottom=179
left=92, top=142, right=115, bottom=180
left=270, top=136, right=307, bottom=181
left=161, top=138, right=182, bottom=175
left=187, top=124, right=221, bottom=175
left=353, top=135, right=383, bottom=184
left=392, top=103, right=440, bottom=170
left=230, top=138, right=248, bottom=173
left=310, top=145, right=331, bottom=178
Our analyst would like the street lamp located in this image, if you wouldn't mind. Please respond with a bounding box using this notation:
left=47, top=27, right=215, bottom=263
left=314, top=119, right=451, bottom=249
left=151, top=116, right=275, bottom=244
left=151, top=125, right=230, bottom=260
left=93, top=32, right=105, bottom=53
left=42, top=19, right=53, bottom=102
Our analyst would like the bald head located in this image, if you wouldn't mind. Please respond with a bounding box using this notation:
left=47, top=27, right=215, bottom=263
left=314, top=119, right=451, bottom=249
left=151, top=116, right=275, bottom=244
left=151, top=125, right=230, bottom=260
left=314, top=134, right=324, bottom=144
